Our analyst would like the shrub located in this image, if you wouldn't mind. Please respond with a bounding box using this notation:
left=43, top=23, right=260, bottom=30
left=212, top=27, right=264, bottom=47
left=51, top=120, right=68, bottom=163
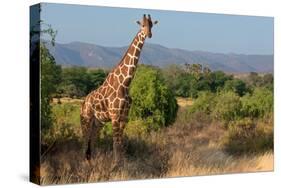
left=222, top=117, right=273, bottom=155
left=44, top=102, right=81, bottom=144
left=125, top=120, right=149, bottom=138
left=241, top=87, right=273, bottom=118
left=186, top=91, right=242, bottom=124
left=211, top=91, right=241, bottom=123
left=129, top=65, right=178, bottom=130
left=187, top=91, right=216, bottom=115
left=224, top=79, right=248, bottom=96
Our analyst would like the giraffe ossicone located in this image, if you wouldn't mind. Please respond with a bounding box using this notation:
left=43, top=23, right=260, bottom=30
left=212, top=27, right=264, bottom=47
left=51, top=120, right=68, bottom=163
left=80, top=14, right=158, bottom=165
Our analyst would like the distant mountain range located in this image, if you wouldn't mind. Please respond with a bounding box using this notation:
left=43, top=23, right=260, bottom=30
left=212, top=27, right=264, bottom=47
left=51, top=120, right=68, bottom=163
left=46, top=41, right=273, bottom=73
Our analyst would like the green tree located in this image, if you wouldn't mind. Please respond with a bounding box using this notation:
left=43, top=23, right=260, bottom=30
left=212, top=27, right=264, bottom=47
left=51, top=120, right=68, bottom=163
left=162, top=64, right=185, bottom=92
left=208, top=71, right=232, bottom=92
left=224, top=79, right=248, bottom=96
left=87, top=69, right=107, bottom=93
left=57, top=67, right=107, bottom=98
left=59, top=67, right=88, bottom=97
left=129, top=65, right=178, bottom=130
left=40, top=44, right=62, bottom=133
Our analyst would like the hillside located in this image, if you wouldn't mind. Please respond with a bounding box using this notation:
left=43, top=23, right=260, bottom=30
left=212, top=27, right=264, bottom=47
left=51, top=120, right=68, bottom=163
left=46, top=41, right=273, bottom=73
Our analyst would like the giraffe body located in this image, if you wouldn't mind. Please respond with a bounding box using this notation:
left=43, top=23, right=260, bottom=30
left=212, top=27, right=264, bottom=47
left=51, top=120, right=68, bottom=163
left=80, top=15, right=157, bottom=165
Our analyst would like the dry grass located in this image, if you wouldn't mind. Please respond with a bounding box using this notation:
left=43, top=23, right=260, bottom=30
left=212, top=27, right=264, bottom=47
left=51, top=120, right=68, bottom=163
left=176, top=97, right=193, bottom=107
left=52, top=97, right=84, bottom=104
left=40, top=100, right=273, bottom=185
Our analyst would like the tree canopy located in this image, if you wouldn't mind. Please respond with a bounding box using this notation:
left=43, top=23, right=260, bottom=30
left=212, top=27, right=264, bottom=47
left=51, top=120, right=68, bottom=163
left=129, top=65, right=178, bottom=130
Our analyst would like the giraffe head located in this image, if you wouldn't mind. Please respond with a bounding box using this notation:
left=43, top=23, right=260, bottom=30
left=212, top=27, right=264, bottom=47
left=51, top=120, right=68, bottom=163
left=136, top=14, right=158, bottom=38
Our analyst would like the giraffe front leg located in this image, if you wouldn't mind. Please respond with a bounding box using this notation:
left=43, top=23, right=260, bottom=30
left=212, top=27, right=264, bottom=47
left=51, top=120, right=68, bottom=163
left=112, top=120, right=125, bottom=169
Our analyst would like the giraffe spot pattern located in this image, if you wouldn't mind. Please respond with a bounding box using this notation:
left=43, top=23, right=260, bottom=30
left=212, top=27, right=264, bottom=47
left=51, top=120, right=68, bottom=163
left=81, top=30, right=146, bottom=125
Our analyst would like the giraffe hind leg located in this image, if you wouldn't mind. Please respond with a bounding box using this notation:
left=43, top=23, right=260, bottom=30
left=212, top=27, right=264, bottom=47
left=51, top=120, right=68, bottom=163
left=90, top=118, right=103, bottom=158
left=81, top=115, right=103, bottom=161
left=86, top=138, right=91, bottom=160
left=81, top=115, right=94, bottom=160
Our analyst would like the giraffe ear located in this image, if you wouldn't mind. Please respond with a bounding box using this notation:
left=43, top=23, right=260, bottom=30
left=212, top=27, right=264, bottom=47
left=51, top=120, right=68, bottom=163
left=136, top=21, right=141, bottom=25
left=153, top=20, right=158, bottom=25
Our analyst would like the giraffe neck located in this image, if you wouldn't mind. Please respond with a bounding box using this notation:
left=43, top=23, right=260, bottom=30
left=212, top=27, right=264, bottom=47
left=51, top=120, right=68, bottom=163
left=123, top=30, right=146, bottom=67
left=113, top=30, right=146, bottom=87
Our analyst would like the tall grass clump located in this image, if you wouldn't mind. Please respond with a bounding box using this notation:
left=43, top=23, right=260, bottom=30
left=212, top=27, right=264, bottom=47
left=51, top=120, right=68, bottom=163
left=222, top=117, right=273, bottom=155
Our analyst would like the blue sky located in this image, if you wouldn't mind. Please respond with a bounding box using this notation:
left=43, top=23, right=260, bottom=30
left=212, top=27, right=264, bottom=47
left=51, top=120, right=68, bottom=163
left=40, top=3, right=273, bottom=55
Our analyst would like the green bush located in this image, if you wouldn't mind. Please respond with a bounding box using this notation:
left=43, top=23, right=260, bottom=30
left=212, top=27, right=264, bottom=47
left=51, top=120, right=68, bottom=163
left=241, top=87, right=273, bottom=119
left=224, top=79, right=248, bottom=96
left=186, top=91, right=241, bottom=124
left=222, top=117, right=273, bottom=155
left=187, top=91, right=216, bottom=115
left=129, top=65, right=178, bottom=131
left=186, top=87, right=273, bottom=124
left=125, top=120, right=150, bottom=138
left=211, top=91, right=241, bottom=123
left=44, top=102, right=81, bottom=144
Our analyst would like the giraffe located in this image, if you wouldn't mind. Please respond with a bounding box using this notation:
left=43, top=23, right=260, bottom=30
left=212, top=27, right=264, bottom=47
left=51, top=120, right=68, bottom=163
left=80, top=14, right=158, bottom=166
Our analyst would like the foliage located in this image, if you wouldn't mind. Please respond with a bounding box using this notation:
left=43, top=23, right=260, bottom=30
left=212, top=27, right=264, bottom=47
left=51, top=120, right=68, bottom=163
left=187, top=86, right=273, bottom=124
left=223, top=79, right=248, bottom=96
left=40, top=44, right=62, bottom=134
left=245, top=72, right=274, bottom=90
left=240, top=87, right=273, bottom=118
left=210, top=91, right=241, bottom=123
left=57, top=67, right=107, bottom=98
left=44, top=102, right=81, bottom=144
left=186, top=84, right=273, bottom=155
left=129, top=65, right=178, bottom=130
left=207, top=71, right=233, bottom=92
left=125, top=120, right=150, bottom=138
left=163, top=65, right=233, bottom=98
left=187, top=91, right=216, bottom=115
left=262, top=73, right=274, bottom=90
left=31, top=17, right=62, bottom=139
